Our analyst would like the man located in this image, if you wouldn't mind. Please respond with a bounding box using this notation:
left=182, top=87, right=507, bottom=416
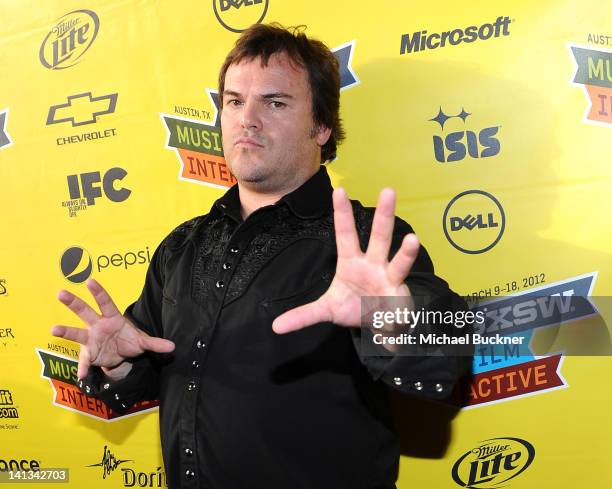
left=53, top=23, right=469, bottom=489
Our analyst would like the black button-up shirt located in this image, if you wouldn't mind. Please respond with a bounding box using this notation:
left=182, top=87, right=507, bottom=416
left=83, top=167, right=469, bottom=489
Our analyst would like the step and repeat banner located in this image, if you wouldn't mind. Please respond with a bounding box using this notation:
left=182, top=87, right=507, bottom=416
left=1, top=0, right=611, bottom=487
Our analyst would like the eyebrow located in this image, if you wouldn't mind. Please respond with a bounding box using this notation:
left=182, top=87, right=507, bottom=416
left=223, top=90, right=294, bottom=100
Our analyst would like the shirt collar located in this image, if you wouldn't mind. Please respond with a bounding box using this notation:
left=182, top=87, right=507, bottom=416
left=213, top=165, right=334, bottom=221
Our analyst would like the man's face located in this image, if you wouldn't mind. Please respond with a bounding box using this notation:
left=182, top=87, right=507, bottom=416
left=221, top=52, right=331, bottom=193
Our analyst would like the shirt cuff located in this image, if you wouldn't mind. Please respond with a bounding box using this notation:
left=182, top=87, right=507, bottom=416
left=76, top=354, right=159, bottom=414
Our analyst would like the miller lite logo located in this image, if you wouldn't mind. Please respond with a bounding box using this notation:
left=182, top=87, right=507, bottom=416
left=451, top=437, right=535, bottom=488
left=39, top=10, right=100, bottom=70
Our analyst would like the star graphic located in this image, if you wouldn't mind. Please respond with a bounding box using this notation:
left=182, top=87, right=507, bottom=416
left=457, top=107, right=471, bottom=122
left=429, top=107, right=451, bottom=129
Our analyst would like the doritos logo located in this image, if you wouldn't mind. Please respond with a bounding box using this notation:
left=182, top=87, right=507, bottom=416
left=47, top=92, right=118, bottom=127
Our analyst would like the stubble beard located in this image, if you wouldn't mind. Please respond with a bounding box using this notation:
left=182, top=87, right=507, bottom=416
left=228, top=148, right=275, bottom=189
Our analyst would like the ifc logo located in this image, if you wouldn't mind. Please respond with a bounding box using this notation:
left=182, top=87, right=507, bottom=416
left=451, top=437, right=535, bottom=489
left=443, top=190, right=505, bottom=254
left=39, top=10, right=100, bottom=70
left=61, top=246, right=92, bottom=283
left=213, top=0, right=268, bottom=33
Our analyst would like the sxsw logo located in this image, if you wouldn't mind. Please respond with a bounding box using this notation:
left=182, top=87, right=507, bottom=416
left=47, top=92, right=117, bottom=127
left=37, top=349, right=158, bottom=421
left=569, top=44, right=612, bottom=125
left=471, top=273, right=597, bottom=336
left=0, top=109, right=13, bottom=150
left=430, top=107, right=500, bottom=163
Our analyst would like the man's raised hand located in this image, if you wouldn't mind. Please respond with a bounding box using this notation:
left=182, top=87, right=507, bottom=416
left=52, top=278, right=175, bottom=379
left=272, top=187, right=420, bottom=334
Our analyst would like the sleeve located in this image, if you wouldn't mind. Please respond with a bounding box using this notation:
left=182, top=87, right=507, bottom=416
left=76, top=239, right=169, bottom=414
left=351, top=215, right=473, bottom=401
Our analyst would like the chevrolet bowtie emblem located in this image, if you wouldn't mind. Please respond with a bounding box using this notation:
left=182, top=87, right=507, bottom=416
left=47, top=92, right=118, bottom=126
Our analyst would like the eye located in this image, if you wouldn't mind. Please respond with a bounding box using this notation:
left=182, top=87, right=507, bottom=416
left=269, top=101, right=286, bottom=108
left=225, top=99, right=242, bottom=107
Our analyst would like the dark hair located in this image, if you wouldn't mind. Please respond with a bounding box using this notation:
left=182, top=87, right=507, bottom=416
left=218, top=23, right=345, bottom=163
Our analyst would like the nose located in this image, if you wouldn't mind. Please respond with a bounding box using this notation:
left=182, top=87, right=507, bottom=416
left=240, top=99, right=261, bottom=130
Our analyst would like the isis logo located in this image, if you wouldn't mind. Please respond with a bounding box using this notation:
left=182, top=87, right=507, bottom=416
left=213, top=0, right=268, bottom=33
left=443, top=190, right=505, bottom=254
left=39, top=9, right=99, bottom=70
left=61, top=246, right=92, bottom=283
left=451, top=437, right=535, bottom=489
left=430, top=107, right=500, bottom=163
left=47, top=93, right=117, bottom=127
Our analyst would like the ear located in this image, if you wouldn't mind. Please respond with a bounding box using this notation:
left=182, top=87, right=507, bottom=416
left=315, top=125, right=332, bottom=146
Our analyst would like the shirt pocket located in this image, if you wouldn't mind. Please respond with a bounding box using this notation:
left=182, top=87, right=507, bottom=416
left=260, top=272, right=332, bottom=319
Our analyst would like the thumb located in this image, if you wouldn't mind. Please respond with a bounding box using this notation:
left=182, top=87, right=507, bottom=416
left=77, top=347, right=91, bottom=380
left=140, top=335, right=176, bottom=353
left=272, top=300, right=331, bottom=335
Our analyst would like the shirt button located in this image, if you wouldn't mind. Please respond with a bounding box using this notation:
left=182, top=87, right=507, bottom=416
left=393, top=377, right=402, bottom=386
left=222, top=262, right=232, bottom=270
left=230, top=247, right=239, bottom=253
left=414, top=381, right=423, bottom=391
left=196, top=340, right=205, bottom=349
left=435, top=383, right=444, bottom=392
left=102, top=383, right=111, bottom=390
left=114, top=393, right=120, bottom=400
left=185, top=470, right=195, bottom=479
left=192, top=360, right=200, bottom=369
left=184, top=448, right=193, bottom=456
left=187, top=381, right=197, bottom=391
left=215, top=280, right=224, bottom=288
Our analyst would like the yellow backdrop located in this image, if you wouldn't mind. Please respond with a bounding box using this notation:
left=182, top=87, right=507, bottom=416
left=1, top=0, right=611, bottom=487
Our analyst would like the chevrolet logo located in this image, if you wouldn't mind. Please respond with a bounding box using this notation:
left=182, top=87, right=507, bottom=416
left=47, top=92, right=118, bottom=127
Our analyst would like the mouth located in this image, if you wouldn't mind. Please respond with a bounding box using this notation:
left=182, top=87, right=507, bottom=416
left=235, top=137, right=264, bottom=148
